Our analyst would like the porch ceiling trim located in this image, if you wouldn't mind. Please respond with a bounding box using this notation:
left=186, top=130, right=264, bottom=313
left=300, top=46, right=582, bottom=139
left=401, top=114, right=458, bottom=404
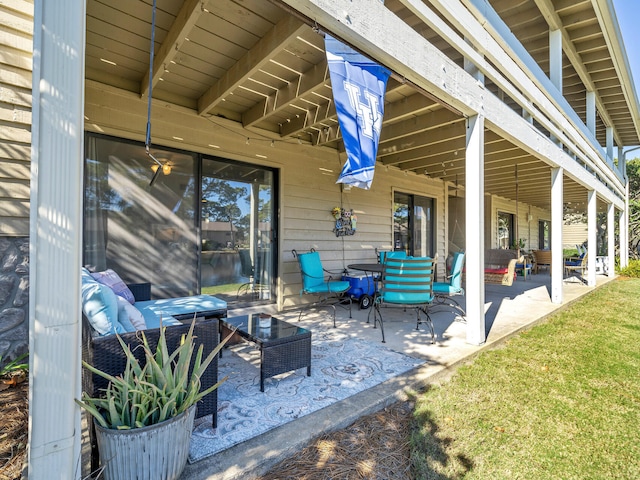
left=592, top=0, right=640, bottom=145
left=278, top=0, right=625, bottom=209
left=427, top=0, right=625, bottom=192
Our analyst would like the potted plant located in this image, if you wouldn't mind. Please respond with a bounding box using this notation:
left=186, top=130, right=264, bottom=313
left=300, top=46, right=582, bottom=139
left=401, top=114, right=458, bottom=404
left=76, top=321, right=229, bottom=480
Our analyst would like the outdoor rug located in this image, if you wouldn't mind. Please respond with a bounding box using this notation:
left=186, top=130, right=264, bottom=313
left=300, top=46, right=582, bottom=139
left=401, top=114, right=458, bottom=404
left=188, top=324, right=424, bottom=463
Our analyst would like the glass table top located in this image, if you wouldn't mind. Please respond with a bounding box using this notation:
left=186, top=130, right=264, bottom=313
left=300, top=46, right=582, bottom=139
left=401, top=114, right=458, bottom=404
left=222, top=313, right=310, bottom=342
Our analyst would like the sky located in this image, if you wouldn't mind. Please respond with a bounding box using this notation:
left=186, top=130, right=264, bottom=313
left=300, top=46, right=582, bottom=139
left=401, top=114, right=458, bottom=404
left=612, top=0, right=640, bottom=150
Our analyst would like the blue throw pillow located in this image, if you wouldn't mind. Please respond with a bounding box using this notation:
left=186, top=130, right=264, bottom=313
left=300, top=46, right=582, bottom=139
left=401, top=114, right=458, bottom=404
left=81, top=268, right=126, bottom=336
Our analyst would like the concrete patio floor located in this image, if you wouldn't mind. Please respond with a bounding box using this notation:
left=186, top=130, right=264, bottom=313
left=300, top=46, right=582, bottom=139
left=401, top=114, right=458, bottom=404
left=181, top=272, right=614, bottom=480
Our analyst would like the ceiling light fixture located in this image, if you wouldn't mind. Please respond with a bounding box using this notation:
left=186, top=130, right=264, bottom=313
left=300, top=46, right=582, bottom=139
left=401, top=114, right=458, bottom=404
left=162, top=164, right=172, bottom=175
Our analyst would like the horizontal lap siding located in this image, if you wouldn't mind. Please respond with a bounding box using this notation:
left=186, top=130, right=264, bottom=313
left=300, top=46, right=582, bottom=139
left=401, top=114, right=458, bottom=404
left=0, top=1, right=33, bottom=236
left=489, top=195, right=551, bottom=250
left=86, top=84, right=547, bottom=310
left=282, top=161, right=447, bottom=308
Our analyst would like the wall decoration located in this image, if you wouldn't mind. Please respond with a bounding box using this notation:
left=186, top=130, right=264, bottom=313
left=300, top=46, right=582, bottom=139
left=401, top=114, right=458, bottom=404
left=331, top=207, right=357, bottom=237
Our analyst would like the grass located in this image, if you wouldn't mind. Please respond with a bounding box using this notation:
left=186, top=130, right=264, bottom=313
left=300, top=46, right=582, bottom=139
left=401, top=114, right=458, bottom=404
left=201, top=283, right=244, bottom=295
left=410, top=277, right=640, bottom=480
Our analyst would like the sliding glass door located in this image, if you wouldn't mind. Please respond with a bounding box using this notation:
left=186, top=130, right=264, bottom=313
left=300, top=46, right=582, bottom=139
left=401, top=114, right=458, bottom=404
left=84, top=134, right=198, bottom=297
left=393, top=192, right=435, bottom=257
left=200, top=157, right=277, bottom=304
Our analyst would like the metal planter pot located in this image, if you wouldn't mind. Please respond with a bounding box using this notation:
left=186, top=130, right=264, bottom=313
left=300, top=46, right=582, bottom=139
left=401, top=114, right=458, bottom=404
left=94, top=406, right=196, bottom=480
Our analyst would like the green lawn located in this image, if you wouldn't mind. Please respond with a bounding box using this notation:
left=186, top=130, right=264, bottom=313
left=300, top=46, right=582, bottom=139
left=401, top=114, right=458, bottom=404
left=411, top=277, right=640, bottom=479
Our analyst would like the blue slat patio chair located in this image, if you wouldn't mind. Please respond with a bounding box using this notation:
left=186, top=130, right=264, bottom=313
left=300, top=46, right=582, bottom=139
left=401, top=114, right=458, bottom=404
left=372, top=256, right=435, bottom=343
left=376, top=248, right=408, bottom=264
left=293, top=249, right=352, bottom=327
left=432, top=251, right=466, bottom=318
left=564, top=252, right=588, bottom=280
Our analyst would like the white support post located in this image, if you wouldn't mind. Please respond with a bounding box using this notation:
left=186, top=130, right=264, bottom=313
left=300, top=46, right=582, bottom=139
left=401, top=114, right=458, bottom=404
left=606, top=127, right=614, bottom=164
left=30, top=1, right=86, bottom=478
left=551, top=167, right=563, bottom=303
left=549, top=29, right=562, bottom=92
left=586, top=91, right=596, bottom=136
left=618, top=146, right=625, bottom=177
left=465, top=114, right=485, bottom=345
left=607, top=203, right=615, bottom=277
left=587, top=190, right=597, bottom=286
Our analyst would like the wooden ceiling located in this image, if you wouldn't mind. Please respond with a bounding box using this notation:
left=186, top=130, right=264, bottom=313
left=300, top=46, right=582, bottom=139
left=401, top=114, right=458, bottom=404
left=85, top=0, right=639, bottom=212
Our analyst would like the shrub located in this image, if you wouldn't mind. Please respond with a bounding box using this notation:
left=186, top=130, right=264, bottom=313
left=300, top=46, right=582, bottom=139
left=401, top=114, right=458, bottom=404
left=618, top=258, right=640, bottom=277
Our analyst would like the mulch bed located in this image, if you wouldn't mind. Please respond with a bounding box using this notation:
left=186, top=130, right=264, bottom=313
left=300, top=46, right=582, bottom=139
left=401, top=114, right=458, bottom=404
left=0, top=380, right=28, bottom=480
left=257, top=401, right=415, bottom=480
left=0, top=385, right=415, bottom=480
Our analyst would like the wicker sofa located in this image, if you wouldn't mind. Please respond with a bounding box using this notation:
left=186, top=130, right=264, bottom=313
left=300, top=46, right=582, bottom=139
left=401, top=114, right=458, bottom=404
left=484, top=249, right=522, bottom=286
left=81, top=279, right=226, bottom=471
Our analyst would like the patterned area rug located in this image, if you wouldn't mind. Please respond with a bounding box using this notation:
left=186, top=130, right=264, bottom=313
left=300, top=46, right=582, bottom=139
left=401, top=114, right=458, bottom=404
left=188, top=325, right=424, bottom=463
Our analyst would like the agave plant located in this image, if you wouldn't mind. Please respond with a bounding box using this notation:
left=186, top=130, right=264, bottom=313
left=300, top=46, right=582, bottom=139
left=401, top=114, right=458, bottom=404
left=76, top=321, right=230, bottom=429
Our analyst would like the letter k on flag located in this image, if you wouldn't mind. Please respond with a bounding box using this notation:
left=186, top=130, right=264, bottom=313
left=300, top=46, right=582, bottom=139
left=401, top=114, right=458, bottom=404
left=325, top=35, right=391, bottom=190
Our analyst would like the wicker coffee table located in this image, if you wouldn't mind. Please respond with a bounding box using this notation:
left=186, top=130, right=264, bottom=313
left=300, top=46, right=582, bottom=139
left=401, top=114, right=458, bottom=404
left=220, top=313, right=312, bottom=391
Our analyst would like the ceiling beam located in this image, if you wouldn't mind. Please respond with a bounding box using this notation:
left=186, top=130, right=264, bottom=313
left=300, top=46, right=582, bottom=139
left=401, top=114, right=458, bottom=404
left=242, top=59, right=329, bottom=128
left=287, top=83, right=436, bottom=141
left=197, top=15, right=307, bottom=115
left=140, top=0, right=206, bottom=98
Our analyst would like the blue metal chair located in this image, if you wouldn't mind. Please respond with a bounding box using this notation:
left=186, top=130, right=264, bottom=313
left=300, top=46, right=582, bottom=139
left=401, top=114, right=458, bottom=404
left=376, top=248, right=408, bottom=264
left=372, top=256, right=435, bottom=343
left=293, top=249, right=352, bottom=327
left=432, top=251, right=466, bottom=318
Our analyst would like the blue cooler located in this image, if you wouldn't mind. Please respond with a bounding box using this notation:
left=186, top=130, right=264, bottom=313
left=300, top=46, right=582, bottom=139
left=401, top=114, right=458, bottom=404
left=341, top=273, right=377, bottom=309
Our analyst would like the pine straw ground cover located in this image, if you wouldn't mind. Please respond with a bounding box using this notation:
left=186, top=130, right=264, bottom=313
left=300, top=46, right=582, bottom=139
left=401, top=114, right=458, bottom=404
left=258, top=401, right=415, bottom=480
left=0, top=381, right=27, bottom=480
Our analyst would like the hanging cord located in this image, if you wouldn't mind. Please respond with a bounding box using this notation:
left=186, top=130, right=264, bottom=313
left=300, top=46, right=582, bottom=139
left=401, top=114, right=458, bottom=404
left=146, top=0, right=163, bottom=186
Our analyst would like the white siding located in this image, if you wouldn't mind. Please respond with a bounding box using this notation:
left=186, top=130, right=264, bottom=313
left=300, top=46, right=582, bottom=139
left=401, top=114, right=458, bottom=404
left=489, top=194, right=551, bottom=250
left=84, top=83, right=448, bottom=310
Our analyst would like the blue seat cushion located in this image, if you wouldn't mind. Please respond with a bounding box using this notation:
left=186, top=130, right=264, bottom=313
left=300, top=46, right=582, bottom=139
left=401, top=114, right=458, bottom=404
left=304, top=280, right=350, bottom=294
left=134, top=294, right=227, bottom=329
left=432, top=282, right=461, bottom=295
left=564, top=260, right=582, bottom=266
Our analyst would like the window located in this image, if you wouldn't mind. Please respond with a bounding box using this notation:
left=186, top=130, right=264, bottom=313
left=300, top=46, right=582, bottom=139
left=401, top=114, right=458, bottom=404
left=538, top=220, right=550, bottom=249
left=498, top=211, right=514, bottom=249
left=393, top=192, right=435, bottom=257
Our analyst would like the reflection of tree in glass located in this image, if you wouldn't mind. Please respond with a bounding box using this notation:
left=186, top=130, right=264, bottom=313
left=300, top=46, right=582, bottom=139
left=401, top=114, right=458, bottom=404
left=202, top=178, right=248, bottom=246
left=258, top=185, right=272, bottom=223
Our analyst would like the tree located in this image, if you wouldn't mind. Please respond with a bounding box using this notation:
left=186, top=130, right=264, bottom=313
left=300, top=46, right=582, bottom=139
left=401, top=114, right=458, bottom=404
left=627, top=158, right=640, bottom=258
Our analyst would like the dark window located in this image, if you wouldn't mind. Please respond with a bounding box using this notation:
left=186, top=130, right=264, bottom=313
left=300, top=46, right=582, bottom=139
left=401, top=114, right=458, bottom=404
left=393, top=192, right=435, bottom=257
left=538, top=220, right=550, bottom=249
left=498, top=211, right=514, bottom=249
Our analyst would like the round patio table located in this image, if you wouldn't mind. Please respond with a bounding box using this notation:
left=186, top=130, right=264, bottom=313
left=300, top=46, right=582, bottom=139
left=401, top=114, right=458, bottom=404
left=346, top=263, right=384, bottom=309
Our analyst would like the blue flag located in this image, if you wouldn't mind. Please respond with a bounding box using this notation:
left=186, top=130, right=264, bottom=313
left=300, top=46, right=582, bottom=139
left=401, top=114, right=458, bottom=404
left=325, top=35, right=391, bottom=190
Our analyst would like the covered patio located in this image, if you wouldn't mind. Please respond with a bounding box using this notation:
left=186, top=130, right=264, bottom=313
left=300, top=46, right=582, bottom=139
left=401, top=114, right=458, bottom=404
left=172, top=272, right=612, bottom=479
left=23, top=0, right=638, bottom=476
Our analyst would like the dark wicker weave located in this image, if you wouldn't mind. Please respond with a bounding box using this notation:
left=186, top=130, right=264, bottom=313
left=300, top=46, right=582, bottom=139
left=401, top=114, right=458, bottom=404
left=81, top=283, right=222, bottom=471
left=220, top=316, right=311, bottom=392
